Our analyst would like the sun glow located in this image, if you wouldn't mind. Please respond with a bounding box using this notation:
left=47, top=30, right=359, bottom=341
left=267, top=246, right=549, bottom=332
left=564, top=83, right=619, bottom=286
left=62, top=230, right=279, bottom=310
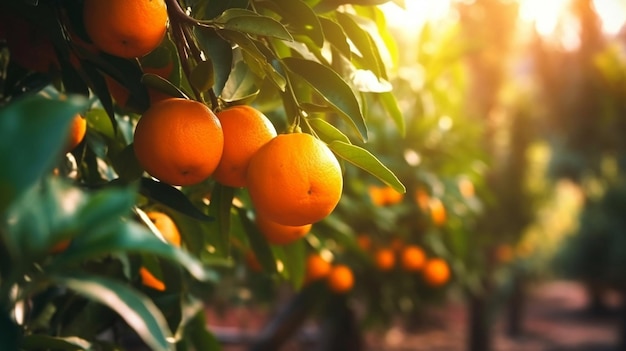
left=518, top=0, right=573, bottom=36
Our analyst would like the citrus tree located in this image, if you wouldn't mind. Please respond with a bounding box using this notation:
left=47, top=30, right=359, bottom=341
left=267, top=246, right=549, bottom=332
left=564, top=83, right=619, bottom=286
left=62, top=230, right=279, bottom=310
left=0, top=0, right=408, bottom=350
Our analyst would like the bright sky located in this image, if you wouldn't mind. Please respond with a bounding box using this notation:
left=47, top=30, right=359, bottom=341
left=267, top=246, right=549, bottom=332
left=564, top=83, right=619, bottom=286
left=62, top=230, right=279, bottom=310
left=380, top=0, right=626, bottom=37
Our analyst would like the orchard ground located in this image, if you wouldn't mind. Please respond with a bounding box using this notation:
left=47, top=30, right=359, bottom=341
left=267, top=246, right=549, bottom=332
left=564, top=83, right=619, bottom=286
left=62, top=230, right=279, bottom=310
left=206, top=280, right=621, bottom=351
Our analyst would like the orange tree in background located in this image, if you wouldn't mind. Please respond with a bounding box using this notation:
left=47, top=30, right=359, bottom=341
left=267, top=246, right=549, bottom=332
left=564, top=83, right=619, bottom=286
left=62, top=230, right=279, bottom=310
left=0, top=0, right=407, bottom=350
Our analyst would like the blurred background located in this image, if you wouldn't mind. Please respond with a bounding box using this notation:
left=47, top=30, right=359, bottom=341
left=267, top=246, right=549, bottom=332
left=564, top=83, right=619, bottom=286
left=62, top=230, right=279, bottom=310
left=207, top=0, right=626, bottom=350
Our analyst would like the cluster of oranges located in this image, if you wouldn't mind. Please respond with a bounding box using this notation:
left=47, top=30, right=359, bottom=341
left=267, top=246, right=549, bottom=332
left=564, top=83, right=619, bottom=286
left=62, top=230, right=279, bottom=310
left=359, top=236, right=451, bottom=288
left=133, top=98, right=344, bottom=245
left=304, top=253, right=354, bottom=294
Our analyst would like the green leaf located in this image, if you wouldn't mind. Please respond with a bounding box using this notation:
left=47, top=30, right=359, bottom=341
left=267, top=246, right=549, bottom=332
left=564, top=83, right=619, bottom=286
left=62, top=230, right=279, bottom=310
left=279, top=239, right=306, bottom=289
left=194, top=28, right=234, bottom=96
left=327, top=141, right=405, bottom=193
left=21, top=335, right=91, bottom=351
left=110, top=144, right=144, bottom=182
left=51, top=273, right=174, bottom=351
left=335, top=12, right=387, bottom=79
left=318, top=16, right=351, bottom=59
left=190, top=60, right=216, bottom=93
left=237, top=208, right=277, bottom=273
left=50, top=220, right=222, bottom=282
left=307, top=118, right=351, bottom=144
left=185, top=310, right=221, bottom=351
left=282, top=57, right=367, bottom=141
left=221, top=60, right=260, bottom=103
left=141, top=74, right=188, bottom=99
left=138, top=178, right=213, bottom=221
left=264, top=0, right=324, bottom=46
left=217, top=12, right=294, bottom=41
left=0, top=95, right=87, bottom=211
left=378, top=91, right=405, bottom=136
left=0, top=312, right=20, bottom=350
left=206, top=183, right=234, bottom=255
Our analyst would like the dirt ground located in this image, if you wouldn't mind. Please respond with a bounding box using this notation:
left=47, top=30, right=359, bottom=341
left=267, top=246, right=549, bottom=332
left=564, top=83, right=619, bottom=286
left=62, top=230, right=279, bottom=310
left=207, top=280, right=623, bottom=351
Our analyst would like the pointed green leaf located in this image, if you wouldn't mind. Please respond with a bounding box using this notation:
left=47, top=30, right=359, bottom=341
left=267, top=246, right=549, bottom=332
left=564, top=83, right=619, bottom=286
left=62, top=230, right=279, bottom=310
left=190, top=60, right=216, bottom=93
left=264, top=0, right=324, bottom=46
left=141, top=74, right=188, bottom=99
left=221, top=60, right=260, bottom=103
left=221, top=15, right=294, bottom=41
left=328, top=141, right=405, bottom=193
left=138, top=177, right=213, bottom=221
left=318, top=16, right=351, bottom=59
left=0, top=95, right=87, bottom=212
left=194, top=28, right=234, bottom=96
left=335, top=12, right=387, bottom=79
left=378, top=91, right=405, bottom=136
left=21, top=335, right=91, bottom=351
left=282, top=57, right=367, bottom=141
left=206, top=183, right=234, bottom=255
left=237, top=208, right=277, bottom=273
left=307, top=118, right=351, bottom=144
left=51, top=273, right=174, bottom=351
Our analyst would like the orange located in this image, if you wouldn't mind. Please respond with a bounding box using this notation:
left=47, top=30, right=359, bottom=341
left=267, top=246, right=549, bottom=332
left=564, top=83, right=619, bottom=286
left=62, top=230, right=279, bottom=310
left=383, top=186, right=403, bottom=205
left=414, top=187, right=430, bottom=212
left=245, top=250, right=263, bottom=272
left=213, top=106, right=277, bottom=187
left=400, top=245, right=426, bottom=272
left=368, top=185, right=386, bottom=206
left=139, top=267, right=166, bottom=291
left=304, top=253, right=332, bottom=284
left=255, top=213, right=312, bottom=245
left=65, top=114, right=87, bottom=153
left=390, top=237, right=404, bottom=252
left=429, top=198, right=447, bottom=227
left=146, top=211, right=181, bottom=247
left=374, top=248, right=396, bottom=271
left=422, top=258, right=451, bottom=287
left=495, top=244, right=514, bottom=264
left=83, top=0, right=168, bottom=58
left=247, top=133, right=343, bottom=226
left=327, top=264, right=354, bottom=294
left=133, top=98, right=224, bottom=186
left=356, top=234, right=372, bottom=251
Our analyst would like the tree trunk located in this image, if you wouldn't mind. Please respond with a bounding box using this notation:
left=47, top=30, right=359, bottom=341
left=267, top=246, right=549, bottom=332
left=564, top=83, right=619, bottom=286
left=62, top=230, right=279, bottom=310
left=506, top=272, right=525, bottom=337
left=467, top=293, right=492, bottom=351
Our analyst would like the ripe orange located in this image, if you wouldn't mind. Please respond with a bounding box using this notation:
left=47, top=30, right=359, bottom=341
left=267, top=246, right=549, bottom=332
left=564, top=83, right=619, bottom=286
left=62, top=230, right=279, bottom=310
left=139, top=267, right=166, bottom=291
left=368, top=185, right=386, bottom=206
left=83, top=0, right=168, bottom=58
left=327, top=264, right=354, bottom=294
left=422, top=258, right=451, bottom=287
left=414, top=187, right=430, bottom=212
left=356, top=234, right=372, bottom=251
left=255, top=213, right=312, bottom=245
left=146, top=211, right=181, bottom=247
left=246, top=133, right=343, bottom=226
left=400, top=245, right=426, bottom=272
left=495, top=244, right=514, bottom=264
left=304, top=253, right=332, bottom=284
left=213, top=106, right=277, bottom=187
left=140, top=211, right=181, bottom=291
left=368, top=185, right=403, bottom=206
left=133, top=98, right=224, bottom=186
left=65, top=114, right=87, bottom=153
left=374, top=248, right=396, bottom=271
left=383, top=186, right=403, bottom=205
left=429, top=198, right=447, bottom=227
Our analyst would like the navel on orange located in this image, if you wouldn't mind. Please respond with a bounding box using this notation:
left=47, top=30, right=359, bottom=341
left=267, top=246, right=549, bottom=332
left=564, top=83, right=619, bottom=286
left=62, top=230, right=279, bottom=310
left=213, top=105, right=277, bottom=188
left=246, top=133, right=343, bottom=226
left=133, top=98, right=223, bottom=186
left=83, top=0, right=168, bottom=58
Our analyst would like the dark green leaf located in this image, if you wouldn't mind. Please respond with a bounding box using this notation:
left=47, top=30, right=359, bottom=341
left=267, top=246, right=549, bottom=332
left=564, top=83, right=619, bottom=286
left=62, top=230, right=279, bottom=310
left=110, top=144, right=144, bottom=182
left=264, top=0, right=324, bottom=46
left=139, top=178, right=213, bottom=221
left=318, top=16, right=351, bottom=59
left=307, top=117, right=351, bottom=144
left=220, top=15, right=294, bottom=41
left=327, top=141, right=405, bottom=193
left=335, top=12, right=387, bottom=79
left=237, top=208, right=277, bottom=273
left=0, top=95, right=87, bottom=212
left=206, top=183, right=234, bottom=255
left=282, top=57, right=367, bottom=141
left=194, top=28, right=234, bottom=96
left=185, top=310, right=221, bottom=351
left=141, top=74, right=188, bottom=99
left=279, top=239, right=306, bottom=289
left=378, top=91, right=405, bottom=136
left=21, top=335, right=91, bottom=351
left=190, top=60, right=216, bottom=93
left=221, top=60, right=260, bottom=103
left=51, top=273, right=174, bottom=351
left=0, top=312, right=20, bottom=350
